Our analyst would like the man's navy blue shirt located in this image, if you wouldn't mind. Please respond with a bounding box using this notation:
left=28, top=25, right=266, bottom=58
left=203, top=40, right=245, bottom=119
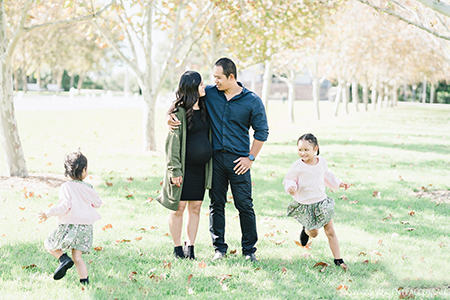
left=205, top=83, right=269, bottom=156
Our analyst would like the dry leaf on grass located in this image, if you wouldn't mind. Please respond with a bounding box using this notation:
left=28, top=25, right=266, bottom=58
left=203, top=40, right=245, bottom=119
left=187, top=274, right=193, bottom=284
left=94, top=247, right=103, bottom=251
left=198, top=260, right=206, bottom=268
left=313, top=262, right=330, bottom=272
left=336, top=285, right=348, bottom=290
left=102, top=224, right=113, bottom=231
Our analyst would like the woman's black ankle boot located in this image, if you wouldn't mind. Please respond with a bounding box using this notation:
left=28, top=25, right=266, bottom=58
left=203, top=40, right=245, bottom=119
left=174, top=246, right=185, bottom=259
left=185, top=245, right=195, bottom=260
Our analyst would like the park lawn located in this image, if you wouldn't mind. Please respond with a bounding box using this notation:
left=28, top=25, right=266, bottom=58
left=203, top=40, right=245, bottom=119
left=0, top=100, right=449, bottom=299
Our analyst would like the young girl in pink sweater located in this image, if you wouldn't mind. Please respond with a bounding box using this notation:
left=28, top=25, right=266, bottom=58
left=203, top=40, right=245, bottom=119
left=38, top=151, right=103, bottom=284
left=283, top=133, right=350, bottom=270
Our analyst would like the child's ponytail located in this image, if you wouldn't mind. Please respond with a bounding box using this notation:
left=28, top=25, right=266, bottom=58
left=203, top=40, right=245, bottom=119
left=64, top=150, right=88, bottom=180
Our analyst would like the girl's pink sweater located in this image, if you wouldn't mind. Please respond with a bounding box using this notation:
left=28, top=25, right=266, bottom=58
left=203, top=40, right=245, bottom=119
left=283, top=156, right=342, bottom=205
left=44, top=181, right=103, bottom=225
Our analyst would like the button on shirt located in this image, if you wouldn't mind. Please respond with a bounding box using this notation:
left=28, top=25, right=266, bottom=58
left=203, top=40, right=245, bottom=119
left=205, top=83, right=269, bottom=156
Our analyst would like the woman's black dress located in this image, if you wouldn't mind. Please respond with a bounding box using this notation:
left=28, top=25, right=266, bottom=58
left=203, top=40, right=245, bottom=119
left=180, top=109, right=212, bottom=201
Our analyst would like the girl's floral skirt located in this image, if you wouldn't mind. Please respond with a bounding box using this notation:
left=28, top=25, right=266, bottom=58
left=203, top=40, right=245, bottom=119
left=45, top=224, right=93, bottom=254
left=286, top=197, right=335, bottom=230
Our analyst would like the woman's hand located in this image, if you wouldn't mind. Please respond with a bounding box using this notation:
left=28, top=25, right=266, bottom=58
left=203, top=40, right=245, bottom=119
left=171, top=176, right=183, bottom=187
left=340, top=182, right=351, bottom=190
left=167, top=114, right=181, bottom=132
left=38, top=212, right=47, bottom=222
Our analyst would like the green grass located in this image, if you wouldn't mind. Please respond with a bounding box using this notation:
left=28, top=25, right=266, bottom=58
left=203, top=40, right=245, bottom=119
left=1, top=100, right=450, bottom=299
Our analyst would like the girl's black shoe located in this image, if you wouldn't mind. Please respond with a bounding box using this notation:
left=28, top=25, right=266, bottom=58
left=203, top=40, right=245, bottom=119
left=80, top=277, right=89, bottom=285
left=334, top=258, right=349, bottom=271
left=174, top=246, right=186, bottom=259
left=300, top=227, right=309, bottom=246
left=53, top=253, right=74, bottom=280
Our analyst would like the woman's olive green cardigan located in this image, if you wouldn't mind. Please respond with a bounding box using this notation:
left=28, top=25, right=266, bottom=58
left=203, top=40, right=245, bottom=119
left=156, top=107, right=213, bottom=211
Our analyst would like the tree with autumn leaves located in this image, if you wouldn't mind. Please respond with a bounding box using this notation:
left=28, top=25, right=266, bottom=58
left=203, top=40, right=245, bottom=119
left=0, top=0, right=114, bottom=177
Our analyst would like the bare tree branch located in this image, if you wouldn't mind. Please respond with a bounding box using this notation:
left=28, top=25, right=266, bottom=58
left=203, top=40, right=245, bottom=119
left=356, top=0, right=450, bottom=41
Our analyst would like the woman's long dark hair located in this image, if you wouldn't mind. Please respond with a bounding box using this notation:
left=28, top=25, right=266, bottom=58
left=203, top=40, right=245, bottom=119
left=173, top=71, right=206, bottom=129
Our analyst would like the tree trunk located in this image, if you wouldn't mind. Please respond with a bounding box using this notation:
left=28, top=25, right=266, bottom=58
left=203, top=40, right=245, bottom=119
left=0, top=60, right=28, bottom=176
left=36, top=67, right=41, bottom=89
left=250, top=66, right=256, bottom=92
left=377, top=86, right=384, bottom=109
left=22, top=68, right=27, bottom=93
left=422, top=77, right=427, bottom=104
left=13, top=68, right=18, bottom=92
left=287, top=70, right=295, bottom=123
left=430, top=83, right=435, bottom=104
left=342, top=82, right=349, bottom=114
left=261, top=60, right=273, bottom=110
left=124, top=66, right=129, bottom=96
left=352, top=79, right=359, bottom=112
left=77, top=73, right=85, bottom=91
left=362, top=79, right=369, bottom=111
left=403, top=83, right=408, bottom=101
left=371, top=77, right=377, bottom=109
left=384, top=85, right=390, bottom=107
left=392, top=83, right=398, bottom=106
left=312, top=75, right=320, bottom=120
left=142, top=88, right=157, bottom=151
left=333, top=79, right=343, bottom=116
left=56, top=69, right=64, bottom=90
left=69, top=75, right=74, bottom=89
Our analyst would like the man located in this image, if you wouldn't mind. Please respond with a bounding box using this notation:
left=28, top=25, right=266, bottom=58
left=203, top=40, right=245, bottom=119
left=168, top=58, right=269, bottom=262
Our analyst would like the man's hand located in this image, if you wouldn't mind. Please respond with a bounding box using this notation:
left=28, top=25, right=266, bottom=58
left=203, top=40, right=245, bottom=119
left=171, top=176, right=182, bottom=187
left=167, top=113, right=181, bottom=132
left=233, top=157, right=253, bottom=175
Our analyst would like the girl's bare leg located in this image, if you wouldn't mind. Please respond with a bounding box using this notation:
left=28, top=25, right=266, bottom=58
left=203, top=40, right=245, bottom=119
left=168, top=201, right=187, bottom=246
left=323, top=219, right=341, bottom=259
left=45, top=244, right=64, bottom=259
left=71, top=249, right=88, bottom=279
left=185, top=201, right=202, bottom=245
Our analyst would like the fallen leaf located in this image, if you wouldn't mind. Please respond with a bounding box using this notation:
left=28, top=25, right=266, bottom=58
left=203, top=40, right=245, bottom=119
left=102, top=224, right=113, bottom=231
left=339, top=195, right=348, bottom=201
left=48, top=203, right=54, bottom=207
left=408, top=211, right=415, bottom=216
left=106, top=181, right=113, bottom=187
left=349, top=201, right=358, bottom=204
left=377, top=239, right=383, bottom=245
left=88, top=260, right=93, bottom=264
left=164, top=233, right=170, bottom=236
left=281, top=267, right=287, bottom=274
left=358, top=252, right=367, bottom=256
left=159, top=181, right=163, bottom=186
left=362, top=260, right=369, bottom=264
left=439, top=242, right=447, bottom=248
left=371, top=250, right=382, bottom=256
left=401, top=221, right=410, bottom=225
left=419, top=257, right=424, bottom=263
left=163, top=261, right=171, bottom=269
left=127, top=177, right=134, bottom=182
left=399, top=291, right=415, bottom=299
left=230, top=249, right=237, bottom=254
left=198, top=260, right=206, bottom=268
left=20, top=217, right=26, bottom=222
left=129, top=271, right=137, bottom=281
left=125, top=193, right=134, bottom=198
left=294, top=240, right=302, bottom=247
left=401, top=254, right=408, bottom=260
left=22, top=264, right=37, bottom=269
left=19, top=207, right=26, bottom=210
left=336, top=285, right=348, bottom=290
left=115, top=239, right=131, bottom=244
left=94, top=247, right=103, bottom=251
left=187, top=274, right=193, bottom=284
left=373, top=191, right=381, bottom=198
left=313, top=262, right=330, bottom=272
left=150, top=226, right=158, bottom=230
left=405, top=228, right=416, bottom=231
left=269, top=239, right=285, bottom=245
left=146, top=197, right=153, bottom=203
left=382, top=214, right=393, bottom=221
left=135, top=236, right=142, bottom=241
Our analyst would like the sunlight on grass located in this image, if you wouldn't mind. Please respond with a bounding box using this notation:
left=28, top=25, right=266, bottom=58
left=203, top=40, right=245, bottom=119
left=1, top=101, right=449, bottom=299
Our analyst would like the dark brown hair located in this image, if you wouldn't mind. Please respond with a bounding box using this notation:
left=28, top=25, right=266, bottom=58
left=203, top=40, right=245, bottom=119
left=215, top=57, right=237, bottom=79
left=64, top=151, right=87, bottom=180
left=298, top=133, right=320, bottom=155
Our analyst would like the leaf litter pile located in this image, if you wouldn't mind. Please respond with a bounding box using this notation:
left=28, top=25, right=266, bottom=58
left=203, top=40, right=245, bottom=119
left=413, top=188, right=450, bottom=205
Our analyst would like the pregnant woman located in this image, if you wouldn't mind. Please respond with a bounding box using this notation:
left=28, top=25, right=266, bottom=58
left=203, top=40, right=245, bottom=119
left=156, top=70, right=213, bottom=260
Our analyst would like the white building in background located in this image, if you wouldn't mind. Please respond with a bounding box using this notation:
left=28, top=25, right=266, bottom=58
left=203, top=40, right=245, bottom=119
left=238, top=64, right=331, bottom=101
